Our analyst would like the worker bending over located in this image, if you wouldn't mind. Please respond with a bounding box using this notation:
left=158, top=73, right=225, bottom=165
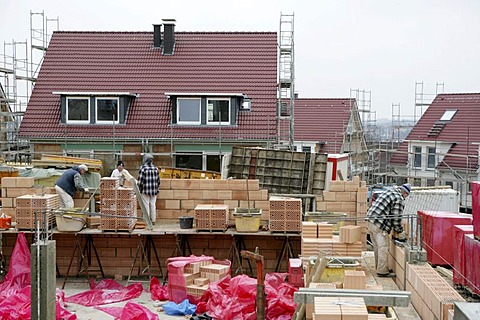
left=366, top=183, right=410, bottom=277
left=55, top=164, right=89, bottom=209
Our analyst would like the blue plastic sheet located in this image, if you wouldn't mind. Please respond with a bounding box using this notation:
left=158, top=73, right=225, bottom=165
left=162, top=299, right=196, bottom=316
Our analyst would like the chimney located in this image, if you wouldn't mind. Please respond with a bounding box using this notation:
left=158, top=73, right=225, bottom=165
left=162, top=19, right=176, bottom=55
left=153, top=24, right=162, bottom=48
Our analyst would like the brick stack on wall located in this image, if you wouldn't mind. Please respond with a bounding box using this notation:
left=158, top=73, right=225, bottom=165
left=15, top=194, right=60, bottom=230
left=269, top=197, right=302, bottom=232
left=316, top=177, right=368, bottom=246
left=301, top=221, right=362, bottom=257
left=1, top=177, right=38, bottom=219
left=99, top=177, right=137, bottom=231
left=157, top=179, right=270, bottom=224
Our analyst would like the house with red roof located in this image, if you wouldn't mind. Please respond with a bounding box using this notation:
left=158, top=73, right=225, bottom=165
left=18, top=20, right=278, bottom=172
left=293, top=98, right=368, bottom=178
left=389, top=93, right=480, bottom=210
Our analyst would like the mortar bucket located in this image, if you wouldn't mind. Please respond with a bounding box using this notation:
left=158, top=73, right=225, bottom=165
left=179, top=216, right=193, bottom=229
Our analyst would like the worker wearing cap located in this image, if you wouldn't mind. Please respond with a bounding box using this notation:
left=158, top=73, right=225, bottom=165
left=55, top=164, right=89, bottom=209
left=138, top=154, right=160, bottom=225
left=366, top=183, right=410, bottom=277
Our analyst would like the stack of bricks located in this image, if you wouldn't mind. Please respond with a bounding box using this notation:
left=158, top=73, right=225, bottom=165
left=168, top=257, right=230, bottom=301
left=406, top=263, right=465, bottom=320
left=312, top=297, right=368, bottom=320
left=157, top=179, right=269, bottom=223
left=316, top=177, right=368, bottom=246
left=301, top=221, right=362, bottom=257
left=194, top=204, right=229, bottom=231
left=305, top=283, right=336, bottom=320
left=185, top=262, right=230, bottom=297
left=15, top=194, right=59, bottom=230
left=1, top=177, right=40, bottom=219
left=269, top=196, right=302, bottom=232
left=343, top=270, right=366, bottom=289
left=99, top=177, right=137, bottom=231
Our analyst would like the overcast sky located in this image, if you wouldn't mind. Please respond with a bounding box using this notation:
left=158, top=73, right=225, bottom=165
left=2, top=0, right=479, bottom=120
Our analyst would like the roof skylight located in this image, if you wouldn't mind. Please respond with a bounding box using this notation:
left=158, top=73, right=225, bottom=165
left=439, top=109, right=457, bottom=121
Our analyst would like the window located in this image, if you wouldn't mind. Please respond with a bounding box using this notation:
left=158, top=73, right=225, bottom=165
left=207, top=98, right=230, bottom=125
left=445, top=181, right=454, bottom=188
left=96, top=97, right=119, bottom=124
left=440, top=110, right=457, bottom=121
left=302, top=146, right=312, bottom=153
left=66, top=97, right=89, bottom=123
left=413, top=146, right=422, bottom=168
left=207, top=154, right=222, bottom=172
left=413, top=178, right=422, bottom=187
left=427, top=179, right=435, bottom=187
left=176, top=153, right=202, bottom=170
left=177, top=98, right=201, bottom=124
left=427, top=147, right=436, bottom=169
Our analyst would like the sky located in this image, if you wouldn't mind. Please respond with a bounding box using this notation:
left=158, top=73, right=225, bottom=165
left=1, top=0, right=479, bottom=120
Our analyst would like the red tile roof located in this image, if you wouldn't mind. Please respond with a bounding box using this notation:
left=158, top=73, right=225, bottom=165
left=19, top=31, right=278, bottom=141
left=390, top=93, right=480, bottom=171
left=294, top=98, right=355, bottom=153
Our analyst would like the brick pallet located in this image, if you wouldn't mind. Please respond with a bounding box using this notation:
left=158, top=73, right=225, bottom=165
left=99, top=177, right=137, bottom=231
left=269, top=197, right=302, bottom=232
left=15, top=194, right=59, bottom=230
left=194, top=204, right=228, bottom=231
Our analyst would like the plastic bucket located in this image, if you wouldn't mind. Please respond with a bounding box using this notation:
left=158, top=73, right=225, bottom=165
left=179, top=216, right=194, bottom=229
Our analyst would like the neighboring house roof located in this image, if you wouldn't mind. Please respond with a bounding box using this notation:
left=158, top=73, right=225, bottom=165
left=390, top=93, right=480, bottom=171
left=294, top=98, right=356, bottom=153
left=19, top=31, right=278, bottom=141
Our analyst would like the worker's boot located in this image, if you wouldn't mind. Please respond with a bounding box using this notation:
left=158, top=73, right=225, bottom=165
left=377, top=272, right=396, bottom=278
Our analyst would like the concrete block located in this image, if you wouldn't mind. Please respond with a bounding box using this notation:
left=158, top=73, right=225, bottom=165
left=16, top=177, right=35, bottom=188
left=1, top=177, right=17, bottom=188
left=31, top=240, right=56, bottom=320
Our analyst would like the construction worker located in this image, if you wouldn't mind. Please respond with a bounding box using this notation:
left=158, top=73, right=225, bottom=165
left=138, top=154, right=160, bottom=225
left=111, top=160, right=129, bottom=187
left=366, top=183, right=410, bottom=277
left=55, top=164, right=89, bottom=209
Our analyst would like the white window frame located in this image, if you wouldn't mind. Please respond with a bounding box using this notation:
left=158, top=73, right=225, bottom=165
left=207, top=97, right=230, bottom=125
left=427, top=146, right=436, bottom=169
left=66, top=97, right=90, bottom=124
left=413, top=146, right=422, bottom=168
left=177, top=98, right=201, bottom=125
left=95, top=97, right=119, bottom=124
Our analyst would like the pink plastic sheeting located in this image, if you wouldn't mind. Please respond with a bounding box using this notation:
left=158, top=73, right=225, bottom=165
left=66, top=279, right=143, bottom=306
left=197, top=273, right=297, bottom=320
left=97, top=301, right=159, bottom=320
left=0, top=233, right=77, bottom=320
left=150, top=276, right=169, bottom=301
left=0, top=233, right=31, bottom=300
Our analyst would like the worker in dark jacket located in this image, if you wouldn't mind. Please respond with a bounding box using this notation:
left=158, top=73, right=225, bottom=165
left=366, top=183, right=410, bottom=277
left=55, top=165, right=89, bottom=209
left=138, top=154, right=160, bottom=225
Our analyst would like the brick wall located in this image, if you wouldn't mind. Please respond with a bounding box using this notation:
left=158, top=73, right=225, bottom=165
left=1, top=232, right=300, bottom=277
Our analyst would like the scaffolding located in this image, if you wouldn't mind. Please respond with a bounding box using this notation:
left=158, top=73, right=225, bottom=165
left=0, top=11, right=59, bottom=161
left=277, top=13, right=295, bottom=150
left=349, top=89, right=375, bottom=184
left=414, top=81, right=444, bottom=123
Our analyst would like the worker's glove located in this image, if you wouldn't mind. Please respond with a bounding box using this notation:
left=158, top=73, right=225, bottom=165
left=396, top=231, right=407, bottom=242
left=84, top=188, right=89, bottom=193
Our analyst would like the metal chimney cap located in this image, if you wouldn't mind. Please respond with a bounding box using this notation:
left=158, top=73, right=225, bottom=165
left=162, top=19, right=176, bottom=25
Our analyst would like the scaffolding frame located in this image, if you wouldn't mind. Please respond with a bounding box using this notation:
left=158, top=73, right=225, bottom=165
left=277, top=13, right=295, bottom=150
left=0, top=10, right=59, bottom=161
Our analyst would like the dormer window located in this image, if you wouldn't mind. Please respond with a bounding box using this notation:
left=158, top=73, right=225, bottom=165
left=207, top=98, right=230, bottom=125
left=66, top=97, right=90, bottom=124
left=167, top=92, right=246, bottom=126
left=54, top=91, right=137, bottom=125
left=96, top=97, right=119, bottom=124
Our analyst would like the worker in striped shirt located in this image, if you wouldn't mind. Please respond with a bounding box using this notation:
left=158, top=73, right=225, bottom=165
left=367, top=183, right=410, bottom=277
left=138, top=154, right=160, bottom=225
